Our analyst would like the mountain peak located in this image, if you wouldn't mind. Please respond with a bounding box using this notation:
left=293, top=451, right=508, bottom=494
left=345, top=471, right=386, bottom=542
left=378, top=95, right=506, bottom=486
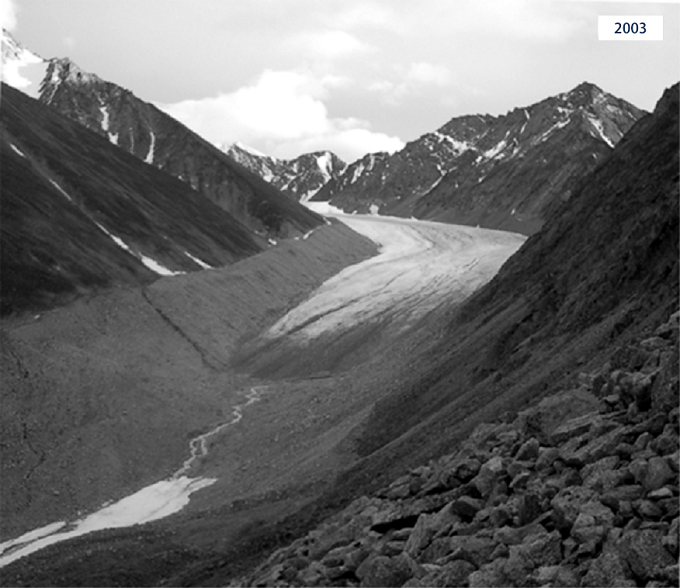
left=229, top=141, right=272, bottom=159
left=45, top=57, right=102, bottom=86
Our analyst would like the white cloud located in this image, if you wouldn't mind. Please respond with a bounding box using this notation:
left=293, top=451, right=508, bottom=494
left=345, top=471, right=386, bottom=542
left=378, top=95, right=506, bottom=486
left=157, top=69, right=403, bottom=163
left=368, top=61, right=454, bottom=104
left=406, top=62, right=451, bottom=86
left=0, top=0, right=18, bottom=30
left=303, top=30, right=371, bottom=58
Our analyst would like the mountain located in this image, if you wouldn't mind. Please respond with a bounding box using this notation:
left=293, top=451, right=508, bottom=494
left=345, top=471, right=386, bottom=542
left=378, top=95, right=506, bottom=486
left=1, top=29, right=323, bottom=240
left=214, top=84, right=678, bottom=585
left=0, top=82, right=263, bottom=316
left=313, top=82, right=645, bottom=234
left=225, top=143, right=347, bottom=202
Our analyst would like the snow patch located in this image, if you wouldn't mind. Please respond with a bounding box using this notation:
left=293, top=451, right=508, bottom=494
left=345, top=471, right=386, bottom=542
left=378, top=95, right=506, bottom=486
left=0, top=387, right=265, bottom=567
left=184, top=251, right=213, bottom=269
left=145, top=131, right=156, bottom=164
left=48, top=179, right=73, bottom=202
left=316, top=152, right=333, bottom=182
left=99, top=106, right=110, bottom=132
left=109, top=132, right=119, bottom=145
left=93, top=222, right=185, bottom=276
left=531, top=119, right=569, bottom=145
left=432, top=132, right=472, bottom=154
left=304, top=201, right=346, bottom=216
left=9, top=143, right=25, bottom=157
left=1, top=32, right=48, bottom=99
left=587, top=115, right=615, bottom=148
left=0, top=478, right=215, bottom=568
left=482, top=131, right=511, bottom=159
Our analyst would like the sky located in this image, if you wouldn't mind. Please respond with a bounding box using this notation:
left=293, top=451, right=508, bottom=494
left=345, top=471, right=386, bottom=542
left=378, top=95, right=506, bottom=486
left=2, top=0, right=678, bottom=162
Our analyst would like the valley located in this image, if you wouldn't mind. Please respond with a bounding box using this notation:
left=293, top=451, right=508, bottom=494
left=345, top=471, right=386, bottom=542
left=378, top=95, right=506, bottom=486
left=1, top=22, right=677, bottom=588
left=0, top=210, right=524, bottom=582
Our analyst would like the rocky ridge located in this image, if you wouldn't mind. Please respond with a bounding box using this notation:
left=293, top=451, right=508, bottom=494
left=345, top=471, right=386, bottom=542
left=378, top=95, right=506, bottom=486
left=313, top=83, right=645, bottom=235
left=225, top=143, right=347, bottom=202
left=243, top=312, right=679, bottom=587
left=0, top=30, right=323, bottom=240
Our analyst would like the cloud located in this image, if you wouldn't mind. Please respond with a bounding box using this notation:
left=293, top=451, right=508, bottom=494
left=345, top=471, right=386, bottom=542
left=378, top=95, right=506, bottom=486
left=157, top=69, right=404, bottom=163
left=369, top=61, right=454, bottom=104
left=0, top=0, right=18, bottom=30
left=303, top=30, right=371, bottom=59
left=406, top=62, right=451, bottom=86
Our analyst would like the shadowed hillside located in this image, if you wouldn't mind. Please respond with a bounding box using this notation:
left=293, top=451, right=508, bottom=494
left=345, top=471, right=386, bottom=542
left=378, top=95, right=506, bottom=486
left=0, top=83, right=263, bottom=316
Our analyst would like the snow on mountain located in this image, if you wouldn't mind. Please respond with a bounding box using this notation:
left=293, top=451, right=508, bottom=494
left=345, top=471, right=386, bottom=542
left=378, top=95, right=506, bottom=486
left=1, top=28, right=48, bottom=98
left=224, top=143, right=346, bottom=202
left=313, top=82, right=645, bottom=235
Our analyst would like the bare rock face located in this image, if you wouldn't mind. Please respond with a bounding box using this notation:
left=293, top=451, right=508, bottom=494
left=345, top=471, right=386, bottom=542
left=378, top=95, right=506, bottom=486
left=224, top=143, right=347, bottom=202
left=313, top=82, right=645, bottom=235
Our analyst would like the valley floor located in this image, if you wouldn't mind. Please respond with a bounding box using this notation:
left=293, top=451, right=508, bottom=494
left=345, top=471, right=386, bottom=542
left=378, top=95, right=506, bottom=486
left=0, top=212, right=525, bottom=584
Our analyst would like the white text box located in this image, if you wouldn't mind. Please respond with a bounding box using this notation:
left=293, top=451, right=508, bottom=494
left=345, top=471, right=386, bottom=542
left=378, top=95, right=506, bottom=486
left=599, top=16, right=663, bottom=41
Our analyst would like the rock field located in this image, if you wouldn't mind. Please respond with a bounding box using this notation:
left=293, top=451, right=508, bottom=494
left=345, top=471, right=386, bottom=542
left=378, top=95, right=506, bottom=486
left=242, top=311, right=679, bottom=587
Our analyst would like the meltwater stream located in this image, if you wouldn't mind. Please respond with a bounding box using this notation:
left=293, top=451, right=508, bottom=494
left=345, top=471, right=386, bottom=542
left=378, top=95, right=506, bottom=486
left=0, top=387, right=265, bottom=567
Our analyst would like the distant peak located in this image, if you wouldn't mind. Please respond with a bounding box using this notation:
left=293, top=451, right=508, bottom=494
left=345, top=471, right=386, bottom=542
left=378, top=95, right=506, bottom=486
left=570, top=81, right=603, bottom=94
left=230, top=141, right=271, bottom=159
left=561, top=81, right=608, bottom=104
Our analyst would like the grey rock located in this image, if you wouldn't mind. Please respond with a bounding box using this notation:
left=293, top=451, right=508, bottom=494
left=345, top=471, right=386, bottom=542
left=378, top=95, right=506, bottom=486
left=448, top=534, right=498, bottom=567
left=449, top=496, right=484, bottom=521
left=535, top=446, right=561, bottom=471
left=515, top=437, right=540, bottom=461
left=581, top=550, right=636, bottom=587
left=531, top=564, right=580, bottom=587
left=570, top=501, right=615, bottom=552
left=550, top=412, right=601, bottom=445
left=428, top=559, right=476, bottom=587
left=356, top=554, right=413, bottom=587
left=468, top=558, right=509, bottom=588
left=550, top=486, right=599, bottom=532
left=619, top=528, right=676, bottom=581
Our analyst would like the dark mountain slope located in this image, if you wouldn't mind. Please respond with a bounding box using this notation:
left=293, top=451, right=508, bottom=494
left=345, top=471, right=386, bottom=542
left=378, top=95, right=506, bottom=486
left=0, top=83, right=262, bottom=316
left=37, top=57, right=323, bottom=238
left=314, top=83, right=645, bottom=235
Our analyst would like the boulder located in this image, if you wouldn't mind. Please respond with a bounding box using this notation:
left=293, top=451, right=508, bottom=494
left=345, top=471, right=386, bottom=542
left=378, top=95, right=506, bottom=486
left=516, top=389, right=601, bottom=445
left=550, top=486, right=599, bottom=532
left=531, top=564, right=580, bottom=587
left=551, top=412, right=601, bottom=445
left=618, top=528, right=676, bottom=581
left=428, top=559, right=476, bottom=587
left=356, top=554, right=413, bottom=587
left=514, top=437, right=540, bottom=461
left=447, top=534, right=498, bottom=567
left=570, top=501, right=615, bottom=552
left=468, top=558, right=509, bottom=588
left=449, top=496, right=484, bottom=521
left=503, top=531, right=562, bottom=585
left=581, top=550, right=636, bottom=587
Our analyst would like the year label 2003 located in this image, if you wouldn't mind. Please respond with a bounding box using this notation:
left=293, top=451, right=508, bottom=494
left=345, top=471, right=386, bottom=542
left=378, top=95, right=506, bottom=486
left=598, top=16, right=663, bottom=41
left=614, top=22, right=645, bottom=34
